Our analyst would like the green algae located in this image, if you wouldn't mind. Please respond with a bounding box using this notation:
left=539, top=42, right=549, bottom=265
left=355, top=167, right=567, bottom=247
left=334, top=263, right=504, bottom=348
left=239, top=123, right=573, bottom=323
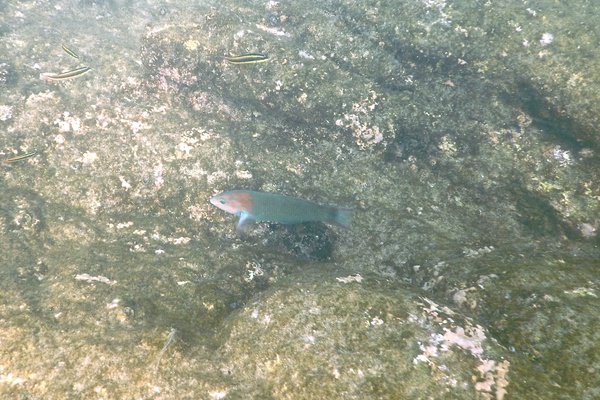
left=219, top=270, right=512, bottom=399
left=0, top=0, right=599, bottom=398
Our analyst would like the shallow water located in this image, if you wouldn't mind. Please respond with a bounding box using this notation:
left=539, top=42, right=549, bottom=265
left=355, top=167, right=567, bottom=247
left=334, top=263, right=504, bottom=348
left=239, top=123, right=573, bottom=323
left=1, top=0, right=599, bottom=398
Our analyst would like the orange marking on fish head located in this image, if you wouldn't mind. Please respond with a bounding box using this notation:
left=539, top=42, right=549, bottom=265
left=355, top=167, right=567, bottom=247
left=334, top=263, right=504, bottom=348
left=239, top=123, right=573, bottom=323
left=210, top=191, right=253, bottom=216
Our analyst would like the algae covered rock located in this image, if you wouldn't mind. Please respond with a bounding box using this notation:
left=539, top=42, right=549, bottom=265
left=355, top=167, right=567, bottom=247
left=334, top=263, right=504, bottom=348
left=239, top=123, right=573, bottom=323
left=219, top=270, right=512, bottom=399
left=0, top=0, right=599, bottom=398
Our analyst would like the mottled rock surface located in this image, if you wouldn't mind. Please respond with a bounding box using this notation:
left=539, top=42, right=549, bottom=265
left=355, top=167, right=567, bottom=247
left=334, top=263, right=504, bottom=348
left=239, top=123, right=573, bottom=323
left=0, top=0, right=598, bottom=398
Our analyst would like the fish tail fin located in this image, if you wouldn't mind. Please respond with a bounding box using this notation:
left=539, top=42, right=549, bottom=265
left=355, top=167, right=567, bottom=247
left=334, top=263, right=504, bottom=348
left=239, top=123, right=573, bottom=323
left=330, top=207, right=353, bottom=229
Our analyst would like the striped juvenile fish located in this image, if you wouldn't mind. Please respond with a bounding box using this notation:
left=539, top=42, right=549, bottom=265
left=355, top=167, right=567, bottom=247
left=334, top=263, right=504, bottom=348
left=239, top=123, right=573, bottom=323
left=62, top=44, right=80, bottom=59
left=2, top=151, right=37, bottom=163
left=40, top=66, right=91, bottom=81
left=210, top=190, right=352, bottom=232
left=220, top=53, right=268, bottom=64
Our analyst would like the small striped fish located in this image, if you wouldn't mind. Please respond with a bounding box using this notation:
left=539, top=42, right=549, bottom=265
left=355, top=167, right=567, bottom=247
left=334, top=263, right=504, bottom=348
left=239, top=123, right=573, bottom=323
left=2, top=151, right=37, bottom=163
left=220, top=53, right=268, bottom=64
left=41, top=66, right=91, bottom=81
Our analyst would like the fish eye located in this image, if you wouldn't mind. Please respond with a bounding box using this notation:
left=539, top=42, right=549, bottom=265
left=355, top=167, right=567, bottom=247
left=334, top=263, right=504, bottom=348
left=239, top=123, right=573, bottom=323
left=219, top=198, right=226, bottom=204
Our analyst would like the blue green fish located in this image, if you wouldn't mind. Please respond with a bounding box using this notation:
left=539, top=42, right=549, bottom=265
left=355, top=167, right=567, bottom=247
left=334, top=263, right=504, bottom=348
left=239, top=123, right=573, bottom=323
left=210, top=190, right=352, bottom=231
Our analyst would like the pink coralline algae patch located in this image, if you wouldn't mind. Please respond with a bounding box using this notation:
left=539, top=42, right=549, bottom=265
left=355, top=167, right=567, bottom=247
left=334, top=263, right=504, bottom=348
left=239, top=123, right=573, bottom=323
left=156, top=66, right=198, bottom=92
left=413, top=297, right=510, bottom=400
left=442, top=326, right=485, bottom=355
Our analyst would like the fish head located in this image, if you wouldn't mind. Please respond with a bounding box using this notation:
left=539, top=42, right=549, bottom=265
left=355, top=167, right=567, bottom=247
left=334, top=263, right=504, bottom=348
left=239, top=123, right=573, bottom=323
left=210, top=191, right=252, bottom=216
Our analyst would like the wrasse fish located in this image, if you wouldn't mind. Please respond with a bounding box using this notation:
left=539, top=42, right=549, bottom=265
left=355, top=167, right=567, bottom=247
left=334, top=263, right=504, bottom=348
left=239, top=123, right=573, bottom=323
left=40, top=66, right=91, bottom=81
left=220, top=53, right=268, bottom=64
left=2, top=151, right=37, bottom=163
left=210, top=190, right=352, bottom=232
left=61, top=44, right=80, bottom=59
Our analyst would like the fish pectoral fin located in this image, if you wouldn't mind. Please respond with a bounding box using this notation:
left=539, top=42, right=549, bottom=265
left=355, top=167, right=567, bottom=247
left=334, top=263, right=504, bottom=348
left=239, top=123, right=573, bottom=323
left=236, top=212, right=254, bottom=234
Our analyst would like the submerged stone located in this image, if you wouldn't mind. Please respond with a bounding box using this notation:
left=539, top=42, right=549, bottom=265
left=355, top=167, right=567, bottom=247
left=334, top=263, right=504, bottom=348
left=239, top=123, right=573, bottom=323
left=219, top=271, right=513, bottom=399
